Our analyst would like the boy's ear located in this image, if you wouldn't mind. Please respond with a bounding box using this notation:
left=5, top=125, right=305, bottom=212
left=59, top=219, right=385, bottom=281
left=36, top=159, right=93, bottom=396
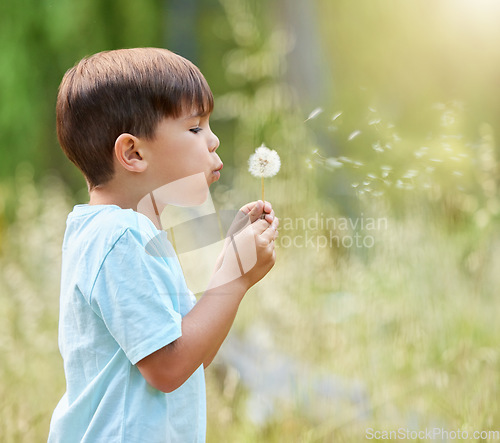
left=114, top=133, right=147, bottom=173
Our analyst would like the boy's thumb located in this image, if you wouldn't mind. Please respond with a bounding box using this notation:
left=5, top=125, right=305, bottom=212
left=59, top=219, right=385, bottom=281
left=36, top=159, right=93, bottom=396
left=249, top=200, right=263, bottom=220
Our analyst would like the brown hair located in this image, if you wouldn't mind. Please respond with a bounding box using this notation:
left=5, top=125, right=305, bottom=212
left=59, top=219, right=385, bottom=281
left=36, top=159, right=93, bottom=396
left=56, top=48, right=214, bottom=189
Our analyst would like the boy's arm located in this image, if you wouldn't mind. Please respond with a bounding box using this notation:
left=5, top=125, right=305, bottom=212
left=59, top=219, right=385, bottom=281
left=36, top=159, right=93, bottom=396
left=136, top=214, right=279, bottom=393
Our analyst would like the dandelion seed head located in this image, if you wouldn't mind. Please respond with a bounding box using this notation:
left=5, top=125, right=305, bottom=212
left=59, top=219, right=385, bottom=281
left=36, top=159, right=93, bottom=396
left=248, top=144, right=281, bottom=178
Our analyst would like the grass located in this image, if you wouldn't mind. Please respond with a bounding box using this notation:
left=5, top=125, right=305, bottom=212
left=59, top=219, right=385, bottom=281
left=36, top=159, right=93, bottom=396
left=0, top=163, right=499, bottom=442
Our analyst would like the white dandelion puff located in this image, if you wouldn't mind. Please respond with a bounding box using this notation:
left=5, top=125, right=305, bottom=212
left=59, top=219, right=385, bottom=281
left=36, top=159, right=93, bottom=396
left=248, top=144, right=281, bottom=178
left=248, top=143, right=281, bottom=201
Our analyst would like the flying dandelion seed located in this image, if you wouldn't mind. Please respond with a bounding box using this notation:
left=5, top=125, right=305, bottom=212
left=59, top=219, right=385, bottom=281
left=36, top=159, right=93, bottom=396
left=372, top=142, right=384, bottom=152
left=414, top=149, right=427, bottom=159
left=248, top=144, right=281, bottom=202
left=332, top=111, right=343, bottom=121
left=304, top=107, right=323, bottom=122
left=338, top=156, right=353, bottom=163
left=348, top=130, right=361, bottom=141
left=403, top=170, right=419, bottom=179
left=368, top=119, right=381, bottom=126
left=326, top=158, right=343, bottom=168
left=367, top=173, right=377, bottom=179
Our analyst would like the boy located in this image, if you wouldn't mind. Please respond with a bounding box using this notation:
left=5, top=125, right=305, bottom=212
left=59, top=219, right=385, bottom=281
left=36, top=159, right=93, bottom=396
left=48, top=48, right=279, bottom=442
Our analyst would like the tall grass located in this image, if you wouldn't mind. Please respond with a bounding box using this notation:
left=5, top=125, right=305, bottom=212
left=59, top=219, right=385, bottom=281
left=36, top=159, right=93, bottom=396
left=0, top=154, right=499, bottom=442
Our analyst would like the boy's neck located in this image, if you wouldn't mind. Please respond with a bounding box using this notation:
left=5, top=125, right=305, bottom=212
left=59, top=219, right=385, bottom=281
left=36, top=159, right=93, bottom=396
left=89, top=185, right=164, bottom=230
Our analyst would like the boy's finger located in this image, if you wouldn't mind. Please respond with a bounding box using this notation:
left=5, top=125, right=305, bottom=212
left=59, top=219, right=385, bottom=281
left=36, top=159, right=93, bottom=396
left=240, top=201, right=259, bottom=215
left=251, top=218, right=272, bottom=235
left=259, top=217, right=279, bottom=241
left=263, top=201, right=273, bottom=214
left=264, top=209, right=275, bottom=224
left=248, top=200, right=266, bottom=223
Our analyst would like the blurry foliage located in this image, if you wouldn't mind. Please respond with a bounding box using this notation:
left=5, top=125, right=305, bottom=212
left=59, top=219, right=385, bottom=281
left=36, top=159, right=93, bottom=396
left=1, top=0, right=500, bottom=441
left=0, top=0, right=164, bottom=188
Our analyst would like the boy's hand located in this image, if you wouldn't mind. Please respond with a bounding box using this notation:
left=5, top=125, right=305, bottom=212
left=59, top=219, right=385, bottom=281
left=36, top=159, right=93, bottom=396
left=212, top=206, right=279, bottom=290
left=214, top=201, right=275, bottom=273
left=239, top=200, right=275, bottom=224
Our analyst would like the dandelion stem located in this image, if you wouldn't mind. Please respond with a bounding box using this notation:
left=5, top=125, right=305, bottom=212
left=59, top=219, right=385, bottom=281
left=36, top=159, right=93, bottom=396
left=261, top=175, right=265, bottom=202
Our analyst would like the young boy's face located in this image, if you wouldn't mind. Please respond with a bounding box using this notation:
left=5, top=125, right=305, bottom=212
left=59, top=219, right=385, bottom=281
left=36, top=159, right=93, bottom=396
left=143, top=111, right=222, bottom=204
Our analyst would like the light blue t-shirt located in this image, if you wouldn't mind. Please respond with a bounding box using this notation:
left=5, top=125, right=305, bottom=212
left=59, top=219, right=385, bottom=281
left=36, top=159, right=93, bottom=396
left=48, top=205, right=206, bottom=443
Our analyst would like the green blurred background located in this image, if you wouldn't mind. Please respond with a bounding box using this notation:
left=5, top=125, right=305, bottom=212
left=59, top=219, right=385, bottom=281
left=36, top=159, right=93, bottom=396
left=1, top=0, right=499, bottom=441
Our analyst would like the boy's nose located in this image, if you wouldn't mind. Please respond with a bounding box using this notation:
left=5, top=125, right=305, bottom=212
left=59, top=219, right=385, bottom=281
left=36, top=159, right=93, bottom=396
left=209, top=132, right=220, bottom=152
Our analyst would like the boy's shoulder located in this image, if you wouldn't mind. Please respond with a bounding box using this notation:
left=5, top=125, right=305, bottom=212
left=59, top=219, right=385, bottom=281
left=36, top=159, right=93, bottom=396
left=64, top=204, right=158, bottom=256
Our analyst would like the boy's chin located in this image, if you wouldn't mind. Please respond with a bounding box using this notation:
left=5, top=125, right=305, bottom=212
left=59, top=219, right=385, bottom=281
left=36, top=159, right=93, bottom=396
left=145, top=173, right=211, bottom=208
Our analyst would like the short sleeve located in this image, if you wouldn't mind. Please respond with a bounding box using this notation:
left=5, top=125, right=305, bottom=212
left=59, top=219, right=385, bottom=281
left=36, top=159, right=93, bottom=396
left=90, top=228, right=183, bottom=365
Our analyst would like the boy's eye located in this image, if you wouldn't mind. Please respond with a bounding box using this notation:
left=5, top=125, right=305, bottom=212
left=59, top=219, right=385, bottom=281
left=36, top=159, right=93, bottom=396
left=190, top=127, right=202, bottom=134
